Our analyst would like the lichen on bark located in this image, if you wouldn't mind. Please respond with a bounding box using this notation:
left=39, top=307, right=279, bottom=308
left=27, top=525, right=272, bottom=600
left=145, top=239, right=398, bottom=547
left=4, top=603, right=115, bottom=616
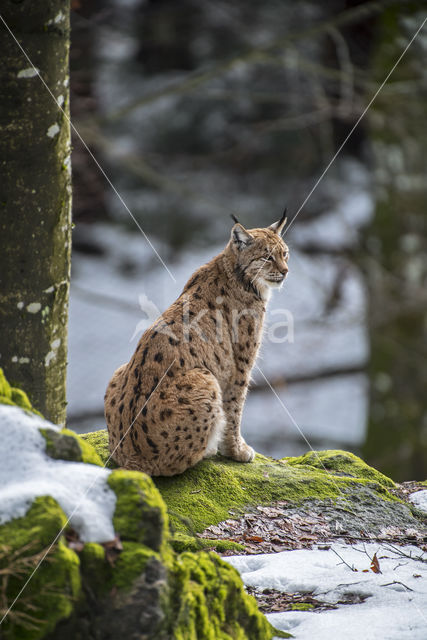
left=0, top=1, right=72, bottom=425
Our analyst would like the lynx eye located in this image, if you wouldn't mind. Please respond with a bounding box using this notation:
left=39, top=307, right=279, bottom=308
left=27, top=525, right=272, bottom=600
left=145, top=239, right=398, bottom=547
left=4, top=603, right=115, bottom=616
left=283, top=251, right=289, bottom=261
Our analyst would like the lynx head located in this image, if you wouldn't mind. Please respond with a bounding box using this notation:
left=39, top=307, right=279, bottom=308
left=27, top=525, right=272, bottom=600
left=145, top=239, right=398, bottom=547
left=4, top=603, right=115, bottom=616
left=227, top=210, right=289, bottom=300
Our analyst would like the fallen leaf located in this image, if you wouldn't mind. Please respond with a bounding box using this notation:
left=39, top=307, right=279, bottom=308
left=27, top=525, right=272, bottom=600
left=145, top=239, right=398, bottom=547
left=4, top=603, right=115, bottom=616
left=370, top=552, right=382, bottom=574
left=244, top=535, right=264, bottom=543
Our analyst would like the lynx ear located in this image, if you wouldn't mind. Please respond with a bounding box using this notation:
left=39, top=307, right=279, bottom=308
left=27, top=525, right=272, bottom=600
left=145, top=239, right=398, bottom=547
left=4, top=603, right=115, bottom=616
left=231, top=223, right=253, bottom=250
left=269, top=207, right=288, bottom=236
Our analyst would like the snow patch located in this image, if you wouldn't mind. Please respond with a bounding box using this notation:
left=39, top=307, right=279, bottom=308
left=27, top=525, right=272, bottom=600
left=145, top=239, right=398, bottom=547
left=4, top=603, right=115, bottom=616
left=17, top=302, right=24, bottom=310
left=0, top=405, right=115, bottom=542
left=47, top=123, right=60, bottom=138
left=57, top=94, right=64, bottom=107
left=17, top=67, right=39, bottom=79
left=226, top=543, right=427, bottom=640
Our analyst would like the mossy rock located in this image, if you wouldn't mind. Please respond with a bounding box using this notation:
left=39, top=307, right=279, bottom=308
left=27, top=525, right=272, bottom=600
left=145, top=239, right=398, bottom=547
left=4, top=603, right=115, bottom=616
left=80, top=428, right=115, bottom=467
left=81, top=429, right=397, bottom=535
left=78, top=539, right=162, bottom=595
left=0, top=497, right=81, bottom=640
left=40, top=427, right=103, bottom=466
left=1, top=472, right=279, bottom=640
left=82, top=430, right=427, bottom=547
left=107, top=469, right=171, bottom=555
left=169, top=551, right=289, bottom=639
left=285, top=449, right=395, bottom=488
left=0, top=367, right=42, bottom=417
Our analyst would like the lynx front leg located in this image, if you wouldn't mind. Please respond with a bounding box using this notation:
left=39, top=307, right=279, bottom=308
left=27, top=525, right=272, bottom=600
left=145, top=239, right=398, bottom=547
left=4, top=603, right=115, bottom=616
left=219, top=389, right=255, bottom=463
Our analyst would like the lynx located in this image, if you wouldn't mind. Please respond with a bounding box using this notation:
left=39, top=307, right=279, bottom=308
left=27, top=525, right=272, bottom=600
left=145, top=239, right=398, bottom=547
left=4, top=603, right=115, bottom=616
left=104, top=213, right=289, bottom=476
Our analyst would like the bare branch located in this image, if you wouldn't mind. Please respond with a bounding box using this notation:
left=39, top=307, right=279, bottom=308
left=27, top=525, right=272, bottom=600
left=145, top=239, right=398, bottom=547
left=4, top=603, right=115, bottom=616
left=331, top=547, right=358, bottom=572
left=105, top=0, right=400, bottom=122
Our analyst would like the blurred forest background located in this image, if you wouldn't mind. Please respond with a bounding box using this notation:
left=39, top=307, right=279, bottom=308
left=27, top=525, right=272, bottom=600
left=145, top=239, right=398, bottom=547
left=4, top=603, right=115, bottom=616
left=66, top=0, right=427, bottom=482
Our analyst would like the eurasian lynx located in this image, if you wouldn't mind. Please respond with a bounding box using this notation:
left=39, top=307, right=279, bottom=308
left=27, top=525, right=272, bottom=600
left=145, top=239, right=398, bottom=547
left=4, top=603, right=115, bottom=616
left=105, top=213, right=289, bottom=476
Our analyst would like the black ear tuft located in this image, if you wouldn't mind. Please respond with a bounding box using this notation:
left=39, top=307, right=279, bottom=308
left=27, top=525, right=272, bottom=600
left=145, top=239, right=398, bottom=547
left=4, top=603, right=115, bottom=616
left=269, top=207, right=288, bottom=235
left=280, top=207, right=288, bottom=226
left=230, top=213, right=240, bottom=225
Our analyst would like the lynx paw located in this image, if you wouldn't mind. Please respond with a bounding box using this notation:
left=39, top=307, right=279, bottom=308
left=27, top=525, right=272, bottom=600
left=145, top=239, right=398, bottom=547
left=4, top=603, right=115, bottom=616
left=240, top=444, right=255, bottom=462
left=229, top=443, right=255, bottom=463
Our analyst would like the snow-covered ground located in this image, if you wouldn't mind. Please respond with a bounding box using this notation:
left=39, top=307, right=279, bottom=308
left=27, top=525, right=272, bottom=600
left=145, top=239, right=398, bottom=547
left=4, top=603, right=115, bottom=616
left=67, top=170, right=371, bottom=458
left=0, top=405, right=115, bottom=542
left=226, top=542, right=427, bottom=640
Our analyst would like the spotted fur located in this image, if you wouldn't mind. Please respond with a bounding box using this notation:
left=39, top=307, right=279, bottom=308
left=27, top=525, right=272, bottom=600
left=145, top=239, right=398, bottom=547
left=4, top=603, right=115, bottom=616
left=105, top=218, right=289, bottom=476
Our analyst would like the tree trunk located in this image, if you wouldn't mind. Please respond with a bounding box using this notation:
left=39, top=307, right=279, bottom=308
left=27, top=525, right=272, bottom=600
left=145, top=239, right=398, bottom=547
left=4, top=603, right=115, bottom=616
left=363, top=6, right=427, bottom=481
left=0, top=2, right=71, bottom=425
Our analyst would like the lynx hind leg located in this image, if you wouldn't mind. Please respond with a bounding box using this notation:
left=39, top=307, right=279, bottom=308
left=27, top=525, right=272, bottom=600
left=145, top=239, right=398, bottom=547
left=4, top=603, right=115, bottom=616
left=151, top=368, right=225, bottom=476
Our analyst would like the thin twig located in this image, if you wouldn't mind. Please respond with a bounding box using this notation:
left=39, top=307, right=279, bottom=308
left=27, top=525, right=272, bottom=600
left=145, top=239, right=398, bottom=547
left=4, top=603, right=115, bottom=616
left=380, top=580, right=414, bottom=592
left=331, top=547, right=358, bottom=572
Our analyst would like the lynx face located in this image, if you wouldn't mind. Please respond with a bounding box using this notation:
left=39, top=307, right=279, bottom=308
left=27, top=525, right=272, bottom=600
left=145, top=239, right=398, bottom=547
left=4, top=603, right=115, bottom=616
left=231, top=225, right=289, bottom=300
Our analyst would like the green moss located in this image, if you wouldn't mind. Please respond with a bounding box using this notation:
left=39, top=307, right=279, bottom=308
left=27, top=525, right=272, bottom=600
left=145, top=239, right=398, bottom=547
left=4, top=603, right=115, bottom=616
left=0, top=367, right=42, bottom=417
left=169, top=552, right=290, bottom=639
left=171, top=532, right=245, bottom=554
left=285, top=450, right=395, bottom=489
left=113, top=542, right=160, bottom=591
left=0, top=367, right=12, bottom=399
left=79, top=541, right=159, bottom=595
left=107, top=470, right=170, bottom=557
left=0, top=497, right=81, bottom=640
left=289, top=603, right=313, bottom=611
left=0, top=396, right=15, bottom=407
left=78, top=542, right=110, bottom=596
left=11, top=388, right=33, bottom=412
left=154, top=453, right=395, bottom=534
left=84, top=430, right=397, bottom=536
left=80, top=429, right=116, bottom=467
